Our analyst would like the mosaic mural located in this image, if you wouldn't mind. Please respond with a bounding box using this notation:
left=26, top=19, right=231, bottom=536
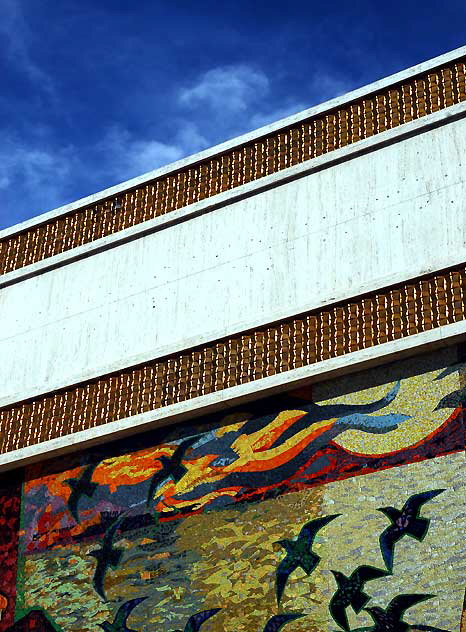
left=1, top=346, right=466, bottom=631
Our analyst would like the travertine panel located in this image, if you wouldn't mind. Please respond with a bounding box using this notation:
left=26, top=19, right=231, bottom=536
left=0, top=58, right=464, bottom=275
left=1, top=115, right=466, bottom=406
left=0, top=263, right=464, bottom=454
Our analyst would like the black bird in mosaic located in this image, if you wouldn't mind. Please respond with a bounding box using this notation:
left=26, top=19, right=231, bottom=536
left=88, top=516, right=125, bottom=602
left=275, top=514, right=341, bottom=604
left=64, top=462, right=99, bottom=523
left=171, top=608, right=221, bottom=631
left=98, top=597, right=147, bottom=632
left=378, top=489, right=445, bottom=571
left=433, top=386, right=466, bottom=411
left=146, top=436, right=199, bottom=507
left=434, top=363, right=466, bottom=381
left=364, top=593, right=434, bottom=632
left=262, top=614, right=305, bottom=631
left=329, top=565, right=390, bottom=631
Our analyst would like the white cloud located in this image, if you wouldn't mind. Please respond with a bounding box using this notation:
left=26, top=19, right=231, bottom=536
left=179, top=65, right=269, bottom=113
left=249, top=102, right=309, bottom=130
left=0, top=135, right=79, bottom=227
left=0, top=174, right=11, bottom=190
left=0, top=139, right=68, bottom=191
left=309, top=71, right=353, bottom=103
left=100, top=127, right=184, bottom=178
left=0, top=117, right=210, bottom=228
left=0, top=0, right=56, bottom=96
left=2, top=59, right=347, bottom=229
left=98, top=122, right=209, bottom=182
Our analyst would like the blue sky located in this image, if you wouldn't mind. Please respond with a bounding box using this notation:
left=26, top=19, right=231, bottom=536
left=1, top=0, right=465, bottom=230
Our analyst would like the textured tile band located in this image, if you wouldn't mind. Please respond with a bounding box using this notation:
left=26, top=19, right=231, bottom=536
left=0, top=263, right=465, bottom=454
left=0, top=59, right=465, bottom=275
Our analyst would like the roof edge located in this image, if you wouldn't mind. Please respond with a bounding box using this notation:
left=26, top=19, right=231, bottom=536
left=1, top=44, right=465, bottom=240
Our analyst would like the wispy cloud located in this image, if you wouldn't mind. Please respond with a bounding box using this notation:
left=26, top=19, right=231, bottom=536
left=0, top=0, right=56, bottom=97
left=308, top=70, right=354, bottom=103
left=0, top=133, right=79, bottom=226
left=0, top=120, right=209, bottom=228
left=96, top=122, right=209, bottom=182
left=179, top=65, right=270, bottom=113
left=0, top=57, right=353, bottom=229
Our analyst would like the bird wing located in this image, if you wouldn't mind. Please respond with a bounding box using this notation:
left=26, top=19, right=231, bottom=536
left=265, top=382, right=401, bottom=451
left=434, top=388, right=466, bottom=410
left=114, top=597, right=148, bottom=628
left=329, top=593, right=350, bottom=631
left=387, top=594, right=434, bottom=619
left=379, top=526, right=398, bottom=571
left=81, top=462, right=99, bottom=483
left=434, top=363, right=465, bottom=380
left=91, top=558, right=108, bottom=602
left=146, top=469, right=171, bottom=506
left=403, top=489, right=445, bottom=514
left=66, top=490, right=80, bottom=523
left=299, top=514, right=340, bottom=546
left=184, top=608, right=221, bottom=631
left=314, top=381, right=401, bottom=418
left=103, top=516, right=124, bottom=548
left=276, top=556, right=299, bottom=604
left=336, top=412, right=410, bottom=434
left=172, top=436, right=199, bottom=463
left=263, top=614, right=305, bottom=632
left=352, top=565, right=390, bottom=584
left=90, top=546, right=123, bottom=602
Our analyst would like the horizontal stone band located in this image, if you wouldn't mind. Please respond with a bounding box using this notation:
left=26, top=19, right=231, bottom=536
left=1, top=263, right=465, bottom=455
left=1, top=58, right=465, bottom=276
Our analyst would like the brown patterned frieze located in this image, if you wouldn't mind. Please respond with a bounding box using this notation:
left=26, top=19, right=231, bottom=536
left=0, top=263, right=465, bottom=454
left=0, top=59, right=465, bottom=276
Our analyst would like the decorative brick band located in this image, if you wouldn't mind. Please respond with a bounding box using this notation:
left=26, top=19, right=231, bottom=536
left=1, top=59, right=466, bottom=276
left=1, top=265, right=465, bottom=454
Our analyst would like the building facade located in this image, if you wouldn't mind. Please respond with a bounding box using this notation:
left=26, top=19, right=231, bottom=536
left=0, top=47, right=465, bottom=632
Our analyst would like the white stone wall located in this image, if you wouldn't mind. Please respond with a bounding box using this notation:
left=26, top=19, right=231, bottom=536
left=1, top=113, right=466, bottom=406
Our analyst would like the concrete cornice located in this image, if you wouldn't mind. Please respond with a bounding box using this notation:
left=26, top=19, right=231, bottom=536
left=1, top=45, right=465, bottom=241
left=0, top=319, right=464, bottom=472
left=0, top=103, right=465, bottom=411
left=2, top=99, right=466, bottom=292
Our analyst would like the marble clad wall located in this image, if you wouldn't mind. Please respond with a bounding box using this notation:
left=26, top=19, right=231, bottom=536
left=0, top=345, right=465, bottom=631
left=1, top=55, right=464, bottom=277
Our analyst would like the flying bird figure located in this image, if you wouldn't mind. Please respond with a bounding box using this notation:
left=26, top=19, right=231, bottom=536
left=174, top=409, right=410, bottom=509
left=146, top=436, right=199, bottom=507
left=64, top=462, right=99, bottom=523
left=433, top=386, right=466, bottom=411
left=88, top=516, right=125, bottom=601
left=198, top=382, right=403, bottom=463
left=275, top=514, right=340, bottom=604
left=434, top=362, right=466, bottom=381
left=329, top=565, right=390, bottom=631
left=262, top=614, right=305, bottom=631
left=258, top=382, right=402, bottom=451
left=364, top=593, right=434, bottom=632
left=98, top=597, right=147, bottom=632
left=378, top=489, right=445, bottom=571
left=171, top=608, right=221, bottom=631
